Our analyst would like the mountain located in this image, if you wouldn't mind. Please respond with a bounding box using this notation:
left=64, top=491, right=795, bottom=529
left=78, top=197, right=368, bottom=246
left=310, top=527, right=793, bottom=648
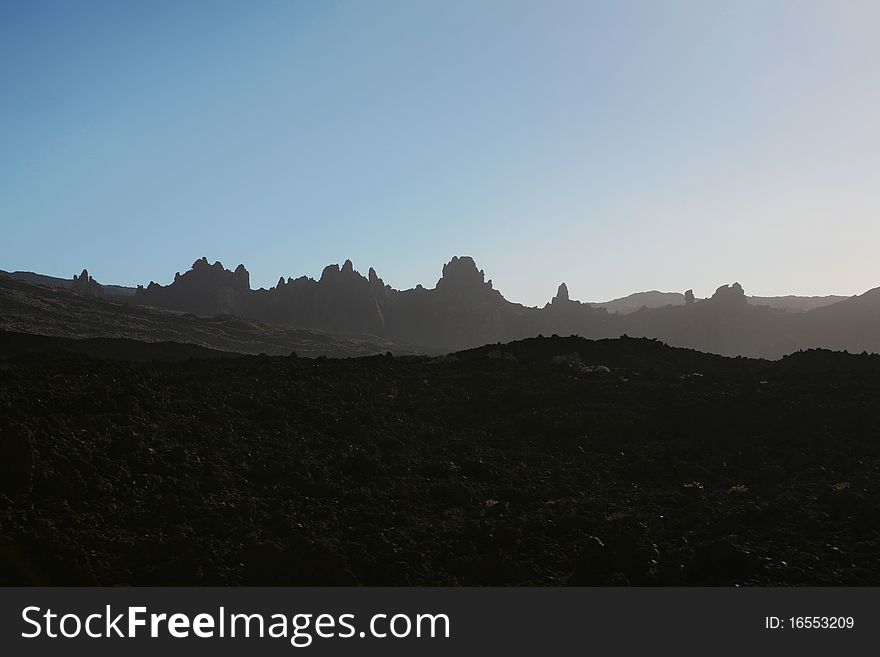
left=588, top=290, right=846, bottom=314
left=5, top=256, right=879, bottom=358
left=620, top=283, right=802, bottom=358
left=132, top=256, right=615, bottom=351
left=7, top=265, right=844, bottom=315
left=588, top=290, right=686, bottom=314
left=0, top=275, right=414, bottom=358
left=797, top=286, right=880, bottom=354
left=747, top=294, right=847, bottom=313
left=128, top=256, right=880, bottom=358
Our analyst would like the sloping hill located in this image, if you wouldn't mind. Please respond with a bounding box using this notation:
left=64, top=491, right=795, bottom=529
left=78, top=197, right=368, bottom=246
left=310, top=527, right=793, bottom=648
left=1, top=269, right=135, bottom=297
left=798, top=287, right=880, bottom=354
left=0, top=330, right=239, bottom=362
left=459, top=334, right=766, bottom=375
left=0, top=276, right=414, bottom=358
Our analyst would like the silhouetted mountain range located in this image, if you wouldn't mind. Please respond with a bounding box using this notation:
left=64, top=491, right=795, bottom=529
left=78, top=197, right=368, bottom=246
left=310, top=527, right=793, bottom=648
left=124, top=256, right=876, bottom=357
left=1, top=265, right=844, bottom=312
left=586, top=289, right=846, bottom=314
left=3, top=257, right=877, bottom=358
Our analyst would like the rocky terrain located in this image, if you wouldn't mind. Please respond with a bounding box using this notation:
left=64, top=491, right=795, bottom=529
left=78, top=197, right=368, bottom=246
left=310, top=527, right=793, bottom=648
left=5, top=259, right=873, bottom=358
left=1, top=334, right=878, bottom=586
left=4, top=265, right=845, bottom=312
left=0, top=331, right=238, bottom=362
left=0, top=275, right=415, bottom=358
left=127, top=257, right=880, bottom=358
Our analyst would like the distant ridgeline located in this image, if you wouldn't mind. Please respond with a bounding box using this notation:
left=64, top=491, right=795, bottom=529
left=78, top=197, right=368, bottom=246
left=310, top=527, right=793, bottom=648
left=0, top=269, right=135, bottom=298
left=3, top=257, right=875, bottom=357
left=123, top=256, right=880, bottom=358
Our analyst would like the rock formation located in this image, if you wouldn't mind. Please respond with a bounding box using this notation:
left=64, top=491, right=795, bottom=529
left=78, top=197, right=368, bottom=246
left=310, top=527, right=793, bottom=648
left=436, top=256, right=494, bottom=296
left=125, top=257, right=880, bottom=358
left=706, top=283, right=748, bottom=312
left=71, top=269, right=104, bottom=298
left=135, top=258, right=250, bottom=316
left=552, top=283, right=570, bottom=304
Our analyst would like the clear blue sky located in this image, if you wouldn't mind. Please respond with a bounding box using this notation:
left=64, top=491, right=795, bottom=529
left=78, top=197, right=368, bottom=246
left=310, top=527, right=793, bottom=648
left=2, top=0, right=879, bottom=305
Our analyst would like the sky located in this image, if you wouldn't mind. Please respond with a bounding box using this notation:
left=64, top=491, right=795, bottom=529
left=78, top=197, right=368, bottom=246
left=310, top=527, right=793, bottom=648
left=2, top=0, right=879, bottom=306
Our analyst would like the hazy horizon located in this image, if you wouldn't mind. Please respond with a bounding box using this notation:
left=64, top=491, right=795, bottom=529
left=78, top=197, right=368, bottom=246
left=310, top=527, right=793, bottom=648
left=3, top=0, right=879, bottom=305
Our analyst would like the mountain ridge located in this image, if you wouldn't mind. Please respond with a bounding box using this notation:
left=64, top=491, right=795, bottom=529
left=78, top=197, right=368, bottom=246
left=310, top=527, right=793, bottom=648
left=3, top=258, right=878, bottom=358
left=126, top=256, right=880, bottom=357
left=1, top=264, right=847, bottom=313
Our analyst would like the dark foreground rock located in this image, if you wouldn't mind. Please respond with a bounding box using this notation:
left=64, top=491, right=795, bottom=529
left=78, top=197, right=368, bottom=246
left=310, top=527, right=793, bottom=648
left=1, top=336, right=879, bottom=585
left=0, top=426, right=34, bottom=497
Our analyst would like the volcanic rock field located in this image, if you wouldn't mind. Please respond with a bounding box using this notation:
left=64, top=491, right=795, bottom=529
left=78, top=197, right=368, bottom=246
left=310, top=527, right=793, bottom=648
left=1, top=335, right=879, bottom=585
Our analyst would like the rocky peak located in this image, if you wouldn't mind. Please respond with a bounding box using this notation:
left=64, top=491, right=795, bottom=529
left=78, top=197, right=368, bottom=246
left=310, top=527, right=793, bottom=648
left=552, top=283, right=570, bottom=304
left=72, top=269, right=103, bottom=297
left=232, top=264, right=250, bottom=290
left=320, top=264, right=341, bottom=282
left=437, top=256, right=489, bottom=292
left=708, top=282, right=748, bottom=309
left=368, top=267, right=385, bottom=288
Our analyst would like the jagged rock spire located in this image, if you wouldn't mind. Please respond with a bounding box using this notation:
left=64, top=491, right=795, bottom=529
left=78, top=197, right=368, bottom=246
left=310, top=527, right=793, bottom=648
left=553, top=282, right=570, bottom=303
left=72, top=268, right=103, bottom=297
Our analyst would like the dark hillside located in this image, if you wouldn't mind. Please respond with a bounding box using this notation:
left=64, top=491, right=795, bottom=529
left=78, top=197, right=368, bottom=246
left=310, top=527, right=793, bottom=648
left=0, top=331, right=240, bottom=362
left=460, top=335, right=767, bottom=375
left=0, top=276, right=414, bottom=358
